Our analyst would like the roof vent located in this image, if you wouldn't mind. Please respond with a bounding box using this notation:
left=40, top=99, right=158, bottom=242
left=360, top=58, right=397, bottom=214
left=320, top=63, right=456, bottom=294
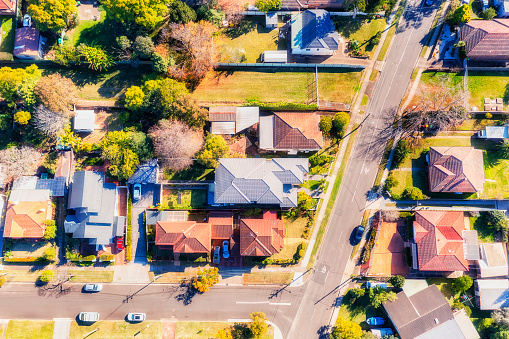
left=434, top=318, right=439, bottom=324
left=38, top=208, right=45, bottom=212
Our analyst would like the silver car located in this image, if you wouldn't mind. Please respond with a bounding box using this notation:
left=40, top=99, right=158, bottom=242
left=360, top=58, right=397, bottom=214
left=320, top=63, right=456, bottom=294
left=83, top=283, right=103, bottom=292
left=78, top=312, right=100, bottom=322
left=127, top=313, right=146, bottom=322
left=213, top=246, right=220, bottom=264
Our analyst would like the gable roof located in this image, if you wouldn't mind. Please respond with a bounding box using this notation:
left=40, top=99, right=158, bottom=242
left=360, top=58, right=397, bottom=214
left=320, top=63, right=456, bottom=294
left=0, top=0, right=15, bottom=14
left=476, top=279, right=509, bottom=310
left=209, top=211, right=234, bottom=240
left=210, top=106, right=259, bottom=135
left=414, top=211, right=469, bottom=272
left=459, top=19, right=509, bottom=61
left=291, top=10, right=339, bottom=51
left=239, top=219, right=285, bottom=256
left=259, top=113, right=323, bottom=151
left=12, top=175, right=66, bottom=197
left=13, top=27, right=40, bottom=58
left=155, top=221, right=211, bottom=253
left=4, top=200, right=51, bottom=238
left=214, top=158, right=309, bottom=208
left=128, top=159, right=159, bottom=184
left=478, top=242, right=508, bottom=278
left=384, top=285, right=465, bottom=339
left=428, top=147, right=484, bottom=193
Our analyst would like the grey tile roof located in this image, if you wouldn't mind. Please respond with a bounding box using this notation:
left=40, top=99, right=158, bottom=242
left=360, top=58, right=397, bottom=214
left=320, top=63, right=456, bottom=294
left=68, top=171, right=104, bottom=213
left=214, top=158, right=308, bottom=208
left=415, top=318, right=466, bottom=339
left=128, top=159, right=159, bottom=184
left=291, top=10, right=339, bottom=51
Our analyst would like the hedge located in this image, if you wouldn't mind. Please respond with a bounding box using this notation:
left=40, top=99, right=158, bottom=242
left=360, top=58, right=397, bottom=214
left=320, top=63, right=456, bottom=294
left=100, top=254, right=115, bottom=262
left=245, top=100, right=319, bottom=111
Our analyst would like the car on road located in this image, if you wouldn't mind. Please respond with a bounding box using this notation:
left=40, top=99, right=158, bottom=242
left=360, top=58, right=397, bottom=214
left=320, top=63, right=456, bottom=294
left=213, top=246, right=220, bottom=264
left=78, top=312, right=100, bottom=323
left=82, top=283, right=103, bottom=292
left=133, top=184, right=141, bottom=200
left=352, top=226, right=365, bottom=245
left=127, top=313, right=146, bottom=322
left=222, top=240, right=229, bottom=259
left=425, top=0, right=433, bottom=5
left=22, top=14, right=31, bottom=27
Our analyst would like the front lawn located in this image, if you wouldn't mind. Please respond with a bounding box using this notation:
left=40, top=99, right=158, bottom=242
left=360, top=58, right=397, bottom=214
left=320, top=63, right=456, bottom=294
left=0, top=17, right=15, bottom=60
left=243, top=272, right=294, bottom=285
left=175, top=322, right=273, bottom=339
left=68, top=270, right=114, bottom=283
left=337, top=288, right=387, bottom=330
left=69, top=321, right=162, bottom=339
left=282, top=215, right=309, bottom=239
left=334, top=18, right=386, bottom=58
left=162, top=189, right=207, bottom=209
left=0, top=269, right=56, bottom=282
left=163, top=165, right=215, bottom=181
left=192, top=70, right=362, bottom=104
left=6, top=320, right=54, bottom=339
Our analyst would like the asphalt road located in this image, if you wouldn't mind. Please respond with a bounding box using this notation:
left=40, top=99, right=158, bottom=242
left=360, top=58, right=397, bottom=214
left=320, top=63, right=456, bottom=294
left=287, top=1, right=439, bottom=337
left=0, top=2, right=439, bottom=337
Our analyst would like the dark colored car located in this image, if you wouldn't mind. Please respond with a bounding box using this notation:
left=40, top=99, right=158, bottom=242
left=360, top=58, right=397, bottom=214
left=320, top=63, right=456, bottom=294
left=352, top=226, right=365, bottom=245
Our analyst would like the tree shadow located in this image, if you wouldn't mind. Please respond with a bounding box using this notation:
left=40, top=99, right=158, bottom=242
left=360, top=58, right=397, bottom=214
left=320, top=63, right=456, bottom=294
left=223, top=19, right=257, bottom=39
left=174, top=282, right=198, bottom=306
left=231, top=323, right=251, bottom=339
left=333, top=18, right=364, bottom=39
left=317, top=325, right=332, bottom=339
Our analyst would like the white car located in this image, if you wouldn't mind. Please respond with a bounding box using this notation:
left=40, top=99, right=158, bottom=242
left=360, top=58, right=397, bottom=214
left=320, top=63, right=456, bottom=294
left=78, top=312, right=99, bottom=322
left=133, top=184, right=141, bottom=200
left=222, top=240, right=229, bottom=259
left=22, top=14, right=31, bottom=27
left=83, top=283, right=103, bottom=292
left=127, top=313, right=146, bottom=322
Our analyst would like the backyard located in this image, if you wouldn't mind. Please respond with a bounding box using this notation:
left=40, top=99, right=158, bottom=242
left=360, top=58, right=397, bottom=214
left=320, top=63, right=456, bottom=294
left=0, top=16, right=15, bottom=60
left=334, top=17, right=386, bottom=58
left=193, top=69, right=362, bottom=104
left=162, top=189, right=207, bottom=209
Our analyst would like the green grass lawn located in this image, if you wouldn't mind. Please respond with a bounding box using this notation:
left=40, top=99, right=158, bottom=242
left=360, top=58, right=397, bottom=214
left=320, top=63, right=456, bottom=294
left=162, top=189, right=207, bottom=209
left=283, top=215, right=308, bottom=239
left=300, top=180, right=323, bottom=190
left=69, top=321, right=162, bottom=339
left=243, top=272, right=294, bottom=285
left=427, top=278, right=456, bottom=303
left=0, top=17, right=15, bottom=60
left=65, top=10, right=117, bottom=51
left=334, top=18, right=386, bottom=58
left=220, top=17, right=284, bottom=63
left=269, top=241, right=301, bottom=261
left=193, top=70, right=362, bottom=104
left=69, top=270, right=114, bottom=283
left=175, top=322, right=273, bottom=339
left=337, top=291, right=386, bottom=330
left=163, top=165, right=215, bottom=181
left=6, top=320, right=54, bottom=339
left=470, top=215, right=495, bottom=243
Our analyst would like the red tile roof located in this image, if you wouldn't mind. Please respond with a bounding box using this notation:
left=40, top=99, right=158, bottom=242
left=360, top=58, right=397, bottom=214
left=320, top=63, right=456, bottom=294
left=273, top=113, right=323, bottom=150
left=428, top=147, right=484, bottom=193
left=155, top=221, right=211, bottom=254
left=459, top=19, right=509, bottom=61
left=0, top=0, right=15, bottom=14
left=239, top=219, right=285, bottom=256
left=414, top=211, right=469, bottom=271
left=209, top=211, right=234, bottom=239
left=4, top=200, right=52, bottom=238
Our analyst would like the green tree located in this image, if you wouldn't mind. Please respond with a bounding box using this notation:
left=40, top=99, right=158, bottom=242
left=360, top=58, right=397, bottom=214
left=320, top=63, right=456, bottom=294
left=78, top=45, right=115, bottom=71
left=192, top=267, right=220, bottom=292
left=333, top=112, right=350, bottom=139
left=453, top=4, right=471, bottom=24
left=43, top=220, right=57, bottom=240
left=394, top=139, right=411, bottom=168
left=249, top=312, right=269, bottom=339
left=369, top=287, right=397, bottom=308
left=103, top=146, right=139, bottom=181
left=28, top=0, right=77, bottom=32
left=297, top=191, right=315, bottom=211
left=499, top=139, right=509, bottom=158
left=196, top=6, right=225, bottom=26
left=481, top=7, right=497, bottom=20
left=101, top=0, right=169, bottom=30
left=255, top=0, right=281, bottom=11
left=125, top=86, right=145, bottom=110
left=320, top=116, right=333, bottom=136
left=389, top=275, right=405, bottom=288
left=331, top=317, right=363, bottom=339
left=54, top=43, right=81, bottom=67
left=484, top=210, right=509, bottom=241
left=196, top=134, right=228, bottom=168
left=168, top=1, right=197, bottom=23
left=452, top=275, right=473, bottom=294
left=402, top=186, right=423, bottom=200
left=344, top=0, right=366, bottom=12
left=134, top=36, right=155, bottom=59
left=38, top=270, right=54, bottom=284
left=384, top=175, right=398, bottom=192
left=14, top=111, right=31, bottom=125
left=0, top=65, right=41, bottom=103
left=152, top=53, right=173, bottom=74
left=343, top=288, right=365, bottom=305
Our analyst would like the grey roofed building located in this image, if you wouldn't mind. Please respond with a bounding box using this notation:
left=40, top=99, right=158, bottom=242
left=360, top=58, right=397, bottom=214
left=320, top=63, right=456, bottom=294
left=477, top=125, right=509, bottom=139
left=214, top=158, right=309, bottom=208
left=128, top=159, right=159, bottom=184
left=290, top=10, right=339, bottom=55
left=145, top=210, right=188, bottom=225
left=384, top=284, right=479, bottom=339
left=73, top=109, right=95, bottom=133
left=475, top=279, right=509, bottom=310
left=65, top=171, right=124, bottom=247
left=12, top=175, right=66, bottom=197
left=478, top=242, right=508, bottom=278
left=209, top=106, right=259, bottom=135
left=9, top=188, right=50, bottom=202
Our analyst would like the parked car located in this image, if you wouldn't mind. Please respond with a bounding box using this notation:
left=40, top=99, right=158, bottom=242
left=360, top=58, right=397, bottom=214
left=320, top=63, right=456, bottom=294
left=133, top=184, right=141, bottom=200
left=82, top=283, right=103, bottom=292
left=352, top=226, right=365, bottom=245
left=78, top=312, right=100, bottom=323
left=366, top=281, right=388, bottom=289
left=127, top=313, right=146, bottom=322
left=371, top=328, right=393, bottom=338
left=22, top=14, right=31, bottom=27
left=213, top=246, right=220, bottom=264
left=426, top=0, right=433, bottom=5
left=223, top=240, right=229, bottom=259
left=366, top=317, right=385, bottom=326
left=116, top=236, right=124, bottom=250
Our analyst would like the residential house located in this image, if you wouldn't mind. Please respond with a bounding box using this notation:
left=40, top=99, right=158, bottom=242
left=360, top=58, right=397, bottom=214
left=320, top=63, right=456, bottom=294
left=155, top=221, right=211, bottom=255
left=427, top=147, right=485, bottom=193
left=3, top=188, right=52, bottom=238
left=73, top=109, right=96, bottom=133
left=259, top=112, right=323, bottom=154
left=209, top=106, right=259, bottom=135
left=290, top=10, right=339, bottom=56
left=64, top=171, right=125, bottom=249
left=209, top=211, right=235, bottom=247
left=478, top=242, right=508, bottom=278
left=239, top=219, right=285, bottom=256
left=281, top=0, right=343, bottom=11
left=412, top=211, right=479, bottom=273
left=384, top=284, right=479, bottom=339
left=146, top=210, right=189, bottom=225
left=213, top=158, right=309, bottom=208
left=0, top=0, right=16, bottom=15
left=128, top=159, right=160, bottom=185
left=13, top=27, right=44, bottom=60
left=459, top=19, right=509, bottom=63
left=12, top=175, right=66, bottom=197
left=477, top=125, right=509, bottom=139
left=475, top=279, right=509, bottom=310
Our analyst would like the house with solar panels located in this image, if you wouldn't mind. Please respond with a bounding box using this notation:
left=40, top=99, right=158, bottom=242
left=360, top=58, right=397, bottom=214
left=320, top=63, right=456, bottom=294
left=212, top=158, right=309, bottom=208
left=290, top=9, right=339, bottom=56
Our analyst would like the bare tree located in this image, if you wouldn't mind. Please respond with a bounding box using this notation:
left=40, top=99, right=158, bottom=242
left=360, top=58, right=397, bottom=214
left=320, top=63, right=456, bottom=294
left=0, top=146, right=42, bottom=181
left=33, top=105, right=69, bottom=137
left=382, top=210, right=400, bottom=222
left=401, top=75, right=468, bottom=135
left=149, top=119, right=203, bottom=171
left=34, top=73, right=78, bottom=117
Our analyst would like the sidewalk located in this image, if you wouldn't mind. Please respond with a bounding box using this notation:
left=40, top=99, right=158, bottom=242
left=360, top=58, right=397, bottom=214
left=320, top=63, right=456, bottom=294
left=53, top=318, right=71, bottom=339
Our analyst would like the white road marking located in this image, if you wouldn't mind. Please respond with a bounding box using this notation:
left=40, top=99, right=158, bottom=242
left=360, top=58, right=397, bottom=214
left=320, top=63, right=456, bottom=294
left=236, top=301, right=269, bottom=304
left=269, top=302, right=292, bottom=306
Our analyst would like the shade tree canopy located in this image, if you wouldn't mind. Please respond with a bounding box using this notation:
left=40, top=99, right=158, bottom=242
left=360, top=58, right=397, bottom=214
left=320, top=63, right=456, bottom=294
left=0, top=146, right=42, bottom=181
left=101, top=0, right=169, bottom=30
left=28, top=0, right=77, bottom=32
left=34, top=73, right=78, bottom=117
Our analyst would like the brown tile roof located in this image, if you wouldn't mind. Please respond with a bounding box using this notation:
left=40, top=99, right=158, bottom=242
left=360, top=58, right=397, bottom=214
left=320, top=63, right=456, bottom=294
left=428, top=147, right=484, bottom=193
left=273, top=113, right=323, bottom=150
left=459, top=19, right=509, bottom=61
left=0, top=0, right=15, bottom=14
left=239, top=219, right=285, bottom=256
left=209, top=211, right=234, bottom=240
left=4, top=200, right=52, bottom=238
left=209, top=106, right=237, bottom=122
left=155, top=221, right=211, bottom=253
left=414, top=211, right=469, bottom=272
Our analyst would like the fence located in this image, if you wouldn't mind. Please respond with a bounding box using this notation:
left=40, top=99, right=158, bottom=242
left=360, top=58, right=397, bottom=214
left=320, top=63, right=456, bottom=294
left=236, top=10, right=384, bottom=17
left=216, top=62, right=366, bottom=69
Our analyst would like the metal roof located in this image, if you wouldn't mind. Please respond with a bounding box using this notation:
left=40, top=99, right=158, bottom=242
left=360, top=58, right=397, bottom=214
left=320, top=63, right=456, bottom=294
left=291, top=10, right=339, bottom=51
left=485, top=125, right=509, bottom=139
left=462, top=230, right=480, bottom=260
left=12, top=175, right=66, bottom=197
left=73, top=110, right=95, bottom=132
left=476, top=279, right=509, bottom=310
left=9, top=188, right=50, bottom=202
left=259, top=115, right=274, bottom=149
left=236, top=107, right=259, bottom=133
left=211, top=121, right=236, bottom=135
left=478, top=242, right=509, bottom=278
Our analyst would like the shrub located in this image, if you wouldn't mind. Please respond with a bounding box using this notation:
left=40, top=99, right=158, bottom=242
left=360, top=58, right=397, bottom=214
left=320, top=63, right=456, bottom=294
left=343, top=288, right=365, bottom=305
left=481, top=7, right=497, bottom=20
left=389, top=275, right=405, bottom=288
left=153, top=53, right=172, bottom=74
left=81, top=255, right=96, bottom=262
left=168, top=0, right=197, bottom=23
left=84, top=157, right=104, bottom=166
left=42, top=246, right=57, bottom=261
left=452, top=275, right=473, bottom=294
left=402, top=187, right=423, bottom=200
left=320, top=116, right=333, bottom=136
left=14, top=111, right=31, bottom=125
left=100, top=254, right=115, bottom=262
left=134, top=36, right=155, bottom=59
left=38, top=270, right=54, bottom=284
left=0, top=275, right=6, bottom=287
left=333, top=112, right=350, bottom=139
left=486, top=112, right=493, bottom=119
left=245, top=100, right=318, bottom=111
left=452, top=299, right=472, bottom=316
left=393, top=139, right=411, bottom=168
left=293, top=242, right=306, bottom=262
left=43, top=220, right=57, bottom=240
